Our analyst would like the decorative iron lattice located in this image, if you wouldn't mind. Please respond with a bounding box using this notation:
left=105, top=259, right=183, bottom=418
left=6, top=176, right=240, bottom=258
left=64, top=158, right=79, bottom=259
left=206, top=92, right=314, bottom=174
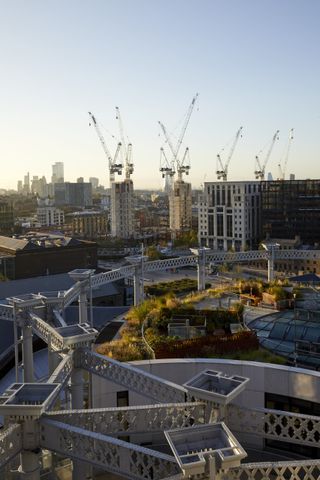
left=62, top=282, right=82, bottom=307
left=274, top=250, right=320, bottom=261
left=29, top=312, right=64, bottom=351
left=48, top=353, right=73, bottom=387
left=40, top=418, right=180, bottom=480
left=45, top=402, right=206, bottom=435
left=0, top=424, right=22, bottom=468
left=0, top=304, right=14, bottom=322
left=91, top=265, right=135, bottom=288
left=74, top=348, right=187, bottom=403
left=227, top=404, right=320, bottom=447
left=206, top=250, right=269, bottom=264
left=228, top=459, right=320, bottom=480
left=144, top=256, right=197, bottom=272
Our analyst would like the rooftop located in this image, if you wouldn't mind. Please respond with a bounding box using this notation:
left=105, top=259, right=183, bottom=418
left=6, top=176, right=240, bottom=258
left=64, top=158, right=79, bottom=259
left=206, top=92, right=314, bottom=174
left=0, top=233, right=91, bottom=253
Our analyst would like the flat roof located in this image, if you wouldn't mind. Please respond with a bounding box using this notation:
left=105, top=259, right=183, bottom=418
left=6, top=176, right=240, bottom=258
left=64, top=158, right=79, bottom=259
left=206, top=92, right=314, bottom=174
left=0, top=273, right=119, bottom=301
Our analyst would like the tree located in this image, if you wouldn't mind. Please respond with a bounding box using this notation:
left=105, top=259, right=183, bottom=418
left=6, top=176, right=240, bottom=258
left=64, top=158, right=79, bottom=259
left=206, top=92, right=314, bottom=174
left=146, top=245, right=161, bottom=260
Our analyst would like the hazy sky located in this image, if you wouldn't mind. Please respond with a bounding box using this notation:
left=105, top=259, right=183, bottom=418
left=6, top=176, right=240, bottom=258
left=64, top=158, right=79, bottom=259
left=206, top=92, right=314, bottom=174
left=1, top=0, right=319, bottom=189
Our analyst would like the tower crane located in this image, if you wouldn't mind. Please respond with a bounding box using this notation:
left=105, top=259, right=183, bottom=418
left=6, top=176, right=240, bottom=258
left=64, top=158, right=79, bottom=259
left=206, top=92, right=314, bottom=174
left=159, top=148, right=175, bottom=179
left=158, top=93, right=198, bottom=182
left=115, top=106, right=134, bottom=180
left=278, top=128, right=294, bottom=180
left=159, top=147, right=175, bottom=193
left=88, top=112, right=122, bottom=184
left=216, top=126, right=243, bottom=181
left=254, top=130, right=280, bottom=180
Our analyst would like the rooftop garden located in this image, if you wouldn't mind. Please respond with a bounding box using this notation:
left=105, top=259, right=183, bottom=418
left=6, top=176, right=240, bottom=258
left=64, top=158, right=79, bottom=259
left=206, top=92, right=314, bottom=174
left=96, top=280, right=287, bottom=362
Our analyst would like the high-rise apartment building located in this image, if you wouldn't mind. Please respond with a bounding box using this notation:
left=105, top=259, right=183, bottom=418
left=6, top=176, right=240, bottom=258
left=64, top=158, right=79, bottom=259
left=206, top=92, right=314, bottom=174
left=169, top=180, right=192, bottom=235
left=51, top=162, right=64, bottom=184
left=198, top=181, right=261, bottom=251
left=111, top=180, right=134, bottom=238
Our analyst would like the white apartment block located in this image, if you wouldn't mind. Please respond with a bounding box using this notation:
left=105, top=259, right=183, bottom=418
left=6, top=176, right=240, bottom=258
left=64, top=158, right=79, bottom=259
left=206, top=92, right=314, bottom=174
left=36, top=202, right=65, bottom=227
left=169, top=180, right=192, bottom=235
left=198, top=181, right=261, bottom=251
left=111, top=179, right=134, bottom=238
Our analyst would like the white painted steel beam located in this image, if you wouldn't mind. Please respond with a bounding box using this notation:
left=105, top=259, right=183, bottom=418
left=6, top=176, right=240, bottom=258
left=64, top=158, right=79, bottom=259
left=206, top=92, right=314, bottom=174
left=44, top=402, right=207, bottom=435
left=0, top=424, right=22, bottom=468
left=0, top=304, right=14, bottom=321
left=74, top=348, right=187, bottom=403
left=40, top=418, right=180, bottom=480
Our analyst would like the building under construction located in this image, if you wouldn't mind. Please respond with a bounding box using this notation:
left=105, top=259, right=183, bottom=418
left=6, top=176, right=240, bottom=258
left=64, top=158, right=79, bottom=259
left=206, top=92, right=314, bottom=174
left=159, top=95, right=198, bottom=238
left=111, top=179, right=134, bottom=238
left=89, top=108, right=134, bottom=239
left=169, top=179, right=192, bottom=235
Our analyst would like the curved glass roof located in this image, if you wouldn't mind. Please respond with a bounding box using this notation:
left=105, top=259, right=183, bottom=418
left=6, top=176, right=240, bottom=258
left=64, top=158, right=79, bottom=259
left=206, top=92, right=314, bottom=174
left=248, top=310, right=320, bottom=369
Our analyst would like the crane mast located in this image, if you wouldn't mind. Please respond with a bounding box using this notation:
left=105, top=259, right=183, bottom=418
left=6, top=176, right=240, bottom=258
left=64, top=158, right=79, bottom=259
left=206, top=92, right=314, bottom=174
left=88, top=111, right=122, bottom=184
left=177, top=147, right=190, bottom=181
left=174, top=93, right=199, bottom=162
left=278, top=128, right=294, bottom=180
left=216, top=126, right=243, bottom=181
left=115, top=107, right=134, bottom=180
left=254, top=129, right=280, bottom=180
left=159, top=147, right=175, bottom=193
left=160, top=147, right=175, bottom=178
left=158, top=93, right=198, bottom=182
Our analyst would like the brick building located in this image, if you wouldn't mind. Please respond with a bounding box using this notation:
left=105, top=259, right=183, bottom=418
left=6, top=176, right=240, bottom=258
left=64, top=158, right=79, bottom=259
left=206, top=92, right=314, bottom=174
left=0, top=233, right=97, bottom=279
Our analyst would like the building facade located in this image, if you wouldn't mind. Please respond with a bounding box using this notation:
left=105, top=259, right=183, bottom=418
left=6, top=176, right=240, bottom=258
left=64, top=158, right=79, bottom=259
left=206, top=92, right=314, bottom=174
left=36, top=198, right=65, bottom=227
left=0, top=234, right=97, bottom=279
left=69, top=210, right=107, bottom=238
left=111, top=180, right=134, bottom=238
left=31, top=176, right=48, bottom=197
left=51, top=162, right=64, bottom=184
left=261, top=179, right=320, bottom=246
left=54, top=182, right=93, bottom=207
left=0, top=201, right=14, bottom=235
left=198, top=181, right=261, bottom=251
left=169, top=180, right=192, bottom=235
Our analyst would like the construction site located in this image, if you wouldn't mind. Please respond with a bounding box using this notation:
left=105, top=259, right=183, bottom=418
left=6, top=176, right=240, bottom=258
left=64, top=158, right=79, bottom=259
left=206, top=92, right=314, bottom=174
left=89, top=107, right=134, bottom=239
left=158, top=94, right=198, bottom=239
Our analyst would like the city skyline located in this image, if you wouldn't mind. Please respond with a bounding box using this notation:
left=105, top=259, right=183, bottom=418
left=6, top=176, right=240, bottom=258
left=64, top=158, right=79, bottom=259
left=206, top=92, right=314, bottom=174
left=1, top=0, right=320, bottom=190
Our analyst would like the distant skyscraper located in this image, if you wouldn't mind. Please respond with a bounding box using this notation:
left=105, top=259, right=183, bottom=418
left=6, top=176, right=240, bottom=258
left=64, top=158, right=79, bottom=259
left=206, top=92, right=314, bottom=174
left=89, top=177, right=99, bottom=189
left=17, top=180, right=23, bottom=193
left=32, top=176, right=48, bottom=197
left=51, top=162, right=64, bottom=184
left=23, top=172, right=30, bottom=195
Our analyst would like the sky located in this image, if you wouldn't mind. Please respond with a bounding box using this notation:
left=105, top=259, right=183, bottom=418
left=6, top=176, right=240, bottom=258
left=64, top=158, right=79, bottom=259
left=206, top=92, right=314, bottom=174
left=0, top=0, right=320, bottom=190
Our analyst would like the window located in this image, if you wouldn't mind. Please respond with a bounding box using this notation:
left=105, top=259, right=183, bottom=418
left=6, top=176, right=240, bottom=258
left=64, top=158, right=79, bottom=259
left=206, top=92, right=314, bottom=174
left=227, top=215, right=232, bottom=237
left=265, top=392, right=320, bottom=458
left=217, top=214, right=224, bottom=236
left=208, top=215, right=214, bottom=236
left=117, top=390, right=129, bottom=407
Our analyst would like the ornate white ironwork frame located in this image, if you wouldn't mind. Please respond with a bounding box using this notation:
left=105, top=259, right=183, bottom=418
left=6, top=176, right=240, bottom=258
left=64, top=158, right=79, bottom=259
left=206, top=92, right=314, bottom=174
left=0, top=257, right=320, bottom=479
